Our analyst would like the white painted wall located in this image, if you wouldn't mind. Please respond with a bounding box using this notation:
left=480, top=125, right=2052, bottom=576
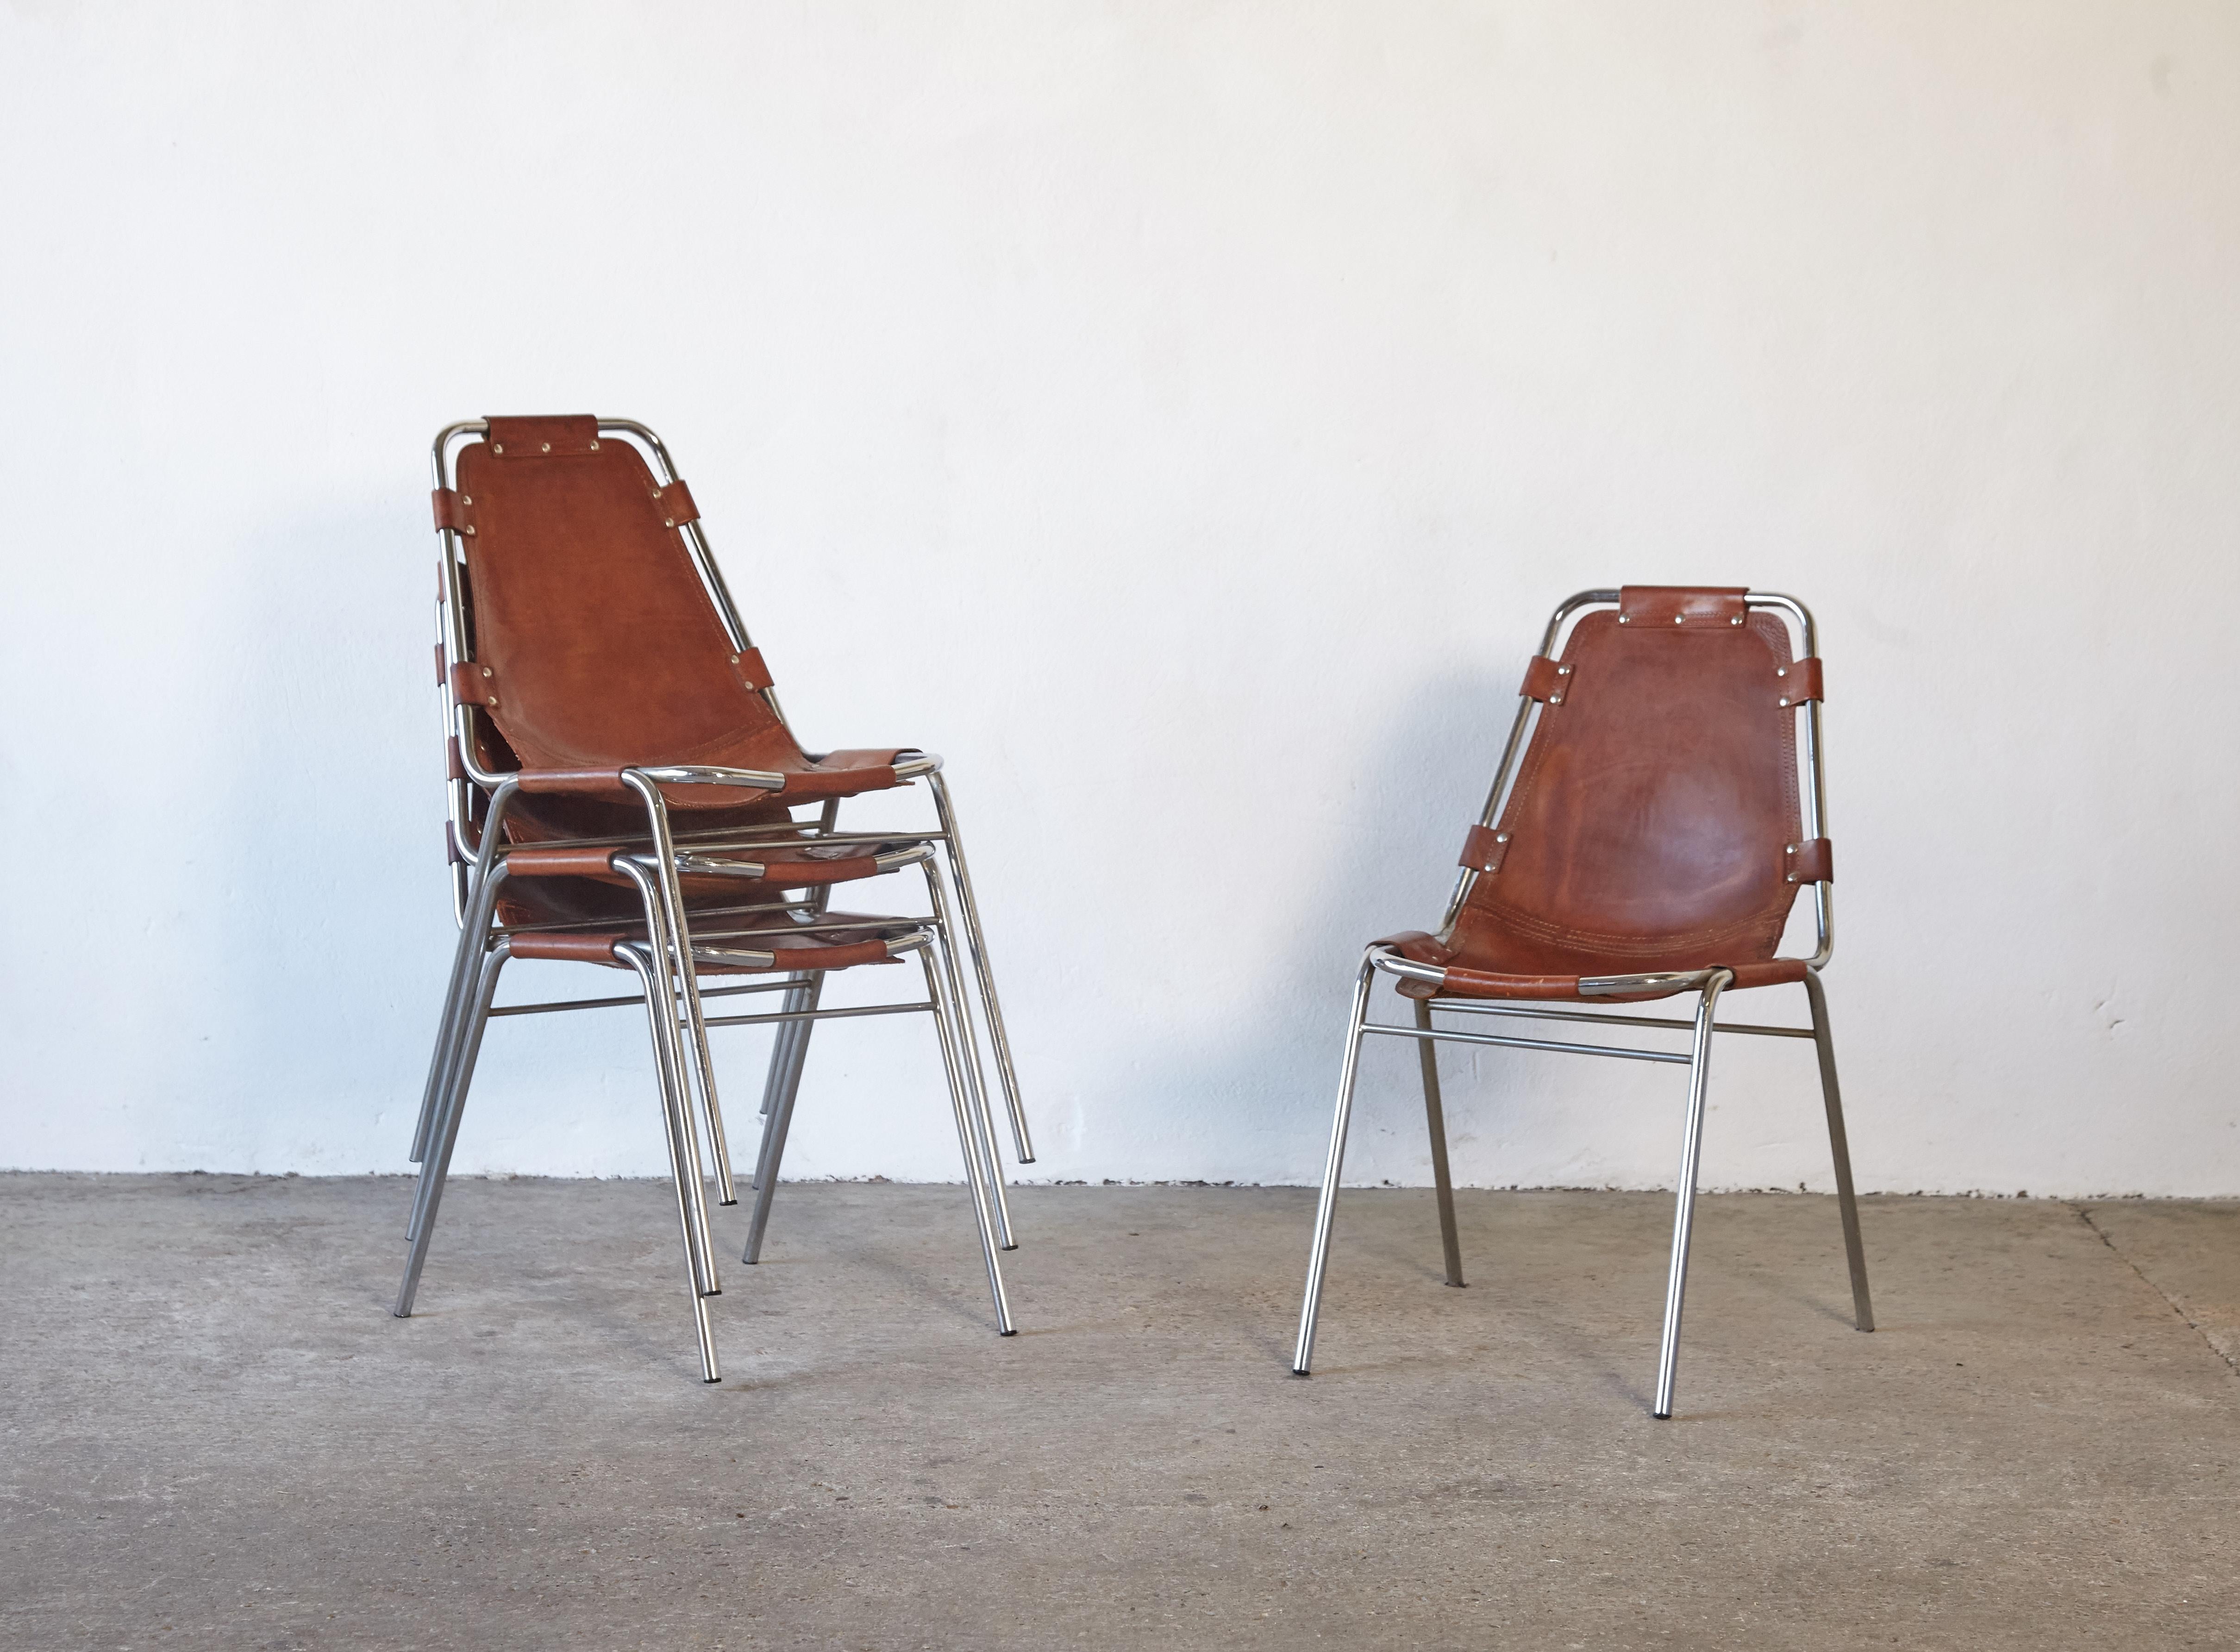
left=4, top=2, right=2235, bottom=1196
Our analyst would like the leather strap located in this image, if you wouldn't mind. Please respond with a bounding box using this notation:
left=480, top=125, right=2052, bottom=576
left=506, top=931, right=629, bottom=965
left=751, top=853, right=882, bottom=886
left=505, top=845, right=623, bottom=878
left=431, top=488, right=472, bottom=533
left=762, top=937, right=899, bottom=971
left=652, top=480, right=699, bottom=529
left=513, top=768, right=632, bottom=796
left=484, top=415, right=601, bottom=458
left=780, top=750, right=902, bottom=797
left=730, top=647, right=774, bottom=691
left=1617, top=586, right=1748, bottom=628
left=1785, top=838, right=1833, bottom=884
left=449, top=661, right=501, bottom=708
left=1459, top=823, right=1513, bottom=874
left=1520, top=655, right=1577, bottom=704
left=1779, top=657, right=1824, bottom=706
left=779, top=766, right=898, bottom=799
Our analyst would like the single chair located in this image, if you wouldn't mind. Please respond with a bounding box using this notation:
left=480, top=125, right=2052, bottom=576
left=395, top=415, right=1029, bottom=1379
left=1291, top=586, right=1872, bottom=1418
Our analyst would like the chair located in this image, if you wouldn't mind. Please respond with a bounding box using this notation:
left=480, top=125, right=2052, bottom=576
left=394, top=415, right=1030, bottom=1380
left=1291, top=586, right=1873, bottom=1417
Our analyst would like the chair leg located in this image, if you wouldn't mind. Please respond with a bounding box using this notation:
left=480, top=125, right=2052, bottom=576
left=755, top=975, right=812, bottom=1126
left=1414, top=998, right=1466, bottom=1288
left=624, top=778, right=736, bottom=1207
left=927, top=772, right=1034, bottom=1163
left=395, top=944, right=508, bottom=1316
left=617, top=860, right=720, bottom=1298
left=920, top=943, right=1015, bottom=1334
left=1652, top=968, right=1733, bottom=1420
left=755, top=802, right=838, bottom=1135
left=921, top=858, right=1015, bottom=1249
left=621, top=947, right=721, bottom=1382
left=742, top=972, right=824, bottom=1265
left=1802, top=969, right=1875, bottom=1333
left=1291, top=951, right=1381, bottom=1375
left=409, top=861, right=508, bottom=1165
left=677, top=972, right=737, bottom=1206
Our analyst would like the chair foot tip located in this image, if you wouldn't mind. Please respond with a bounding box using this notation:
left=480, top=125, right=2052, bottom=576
left=1651, top=1410, right=1672, bottom=1421
left=1289, top=1367, right=1311, bottom=1379
left=1444, top=1279, right=1468, bottom=1289
left=717, top=1197, right=739, bottom=1208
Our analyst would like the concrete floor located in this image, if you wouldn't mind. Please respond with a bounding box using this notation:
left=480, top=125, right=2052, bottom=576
left=2, top=1177, right=2235, bottom=1650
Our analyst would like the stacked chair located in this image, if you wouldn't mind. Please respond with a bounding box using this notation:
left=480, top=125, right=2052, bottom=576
left=394, top=415, right=1032, bottom=1382
left=1292, top=586, right=1873, bottom=1418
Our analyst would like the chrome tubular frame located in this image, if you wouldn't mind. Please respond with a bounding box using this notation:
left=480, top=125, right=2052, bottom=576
left=405, top=418, right=1027, bottom=1378
left=1291, top=590, right=1871, bottom=1416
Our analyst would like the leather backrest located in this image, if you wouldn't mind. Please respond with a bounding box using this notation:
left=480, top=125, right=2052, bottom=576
left=451, top=416, right=786, bottom=771
left=1461, top=587, right=1805, bottom=965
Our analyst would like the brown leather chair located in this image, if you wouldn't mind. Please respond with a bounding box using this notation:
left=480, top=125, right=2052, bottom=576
left=396, top=416, right=1027, bottom=1380
left=1291, top=586, right=1872, bottom=1418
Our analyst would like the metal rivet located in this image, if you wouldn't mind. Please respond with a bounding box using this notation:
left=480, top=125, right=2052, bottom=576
left=1495, top=832, right=1510, bottom=843
left=481, top=667, right=492, bottom=678
left=460, top=495, right=471, bottom=506
left=486, top=696, right=498, bottom=707
left=729, top=654, right=740, bottom=665
left=663, top=518, right=675, bottom=528
left=1674, top=615, right=1685, bottom=624
left=1779, top=698, right=1789, bottom=707
left=1550, top=694, right=1563, bottom=704
left=1557, top=664, right=1573, bottom=675
left=462, top=525, right=476, bottom=536
left=1787, top=846, right=1796, bottom=854
left=588, top=440, right=599, bottom=450
left=541, top=442, right=551, bottom=453
left=1731, top=614, right=1744, bottom=625
left=492, top=443, right=504, bottom=455
left=1787, top=873, right=1798, bottom=883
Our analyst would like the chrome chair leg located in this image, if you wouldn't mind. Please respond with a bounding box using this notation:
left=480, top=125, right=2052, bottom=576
left=618, top=860, right=720, bottom=1298
left=921, top=859, right=1014, bottom=1249
left=1291, top=950, right=1381, bottom=1375
left=1414, top=998, right=1466, bottom=1288
left=927, top=772, right=1034, bottom=1163
left=1803, top=969, right=1874, bottom=1332
left=920, top=941, right=1015, bottom=1334
left=1652, top=968, right=1734, bottom=1420
left=678, top=973, right=736, bottom=1206
left=742, top=972, right=824, bottom=1265
left=395, top=943, right=510, bottom=1316
left=755, top=975, right=812, bottom=1126
left=621, top=947, right=721, bottom=1382
left=624, top=776, right=735, bottom=1208
left=409, top=860, right=509, bottom=1165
